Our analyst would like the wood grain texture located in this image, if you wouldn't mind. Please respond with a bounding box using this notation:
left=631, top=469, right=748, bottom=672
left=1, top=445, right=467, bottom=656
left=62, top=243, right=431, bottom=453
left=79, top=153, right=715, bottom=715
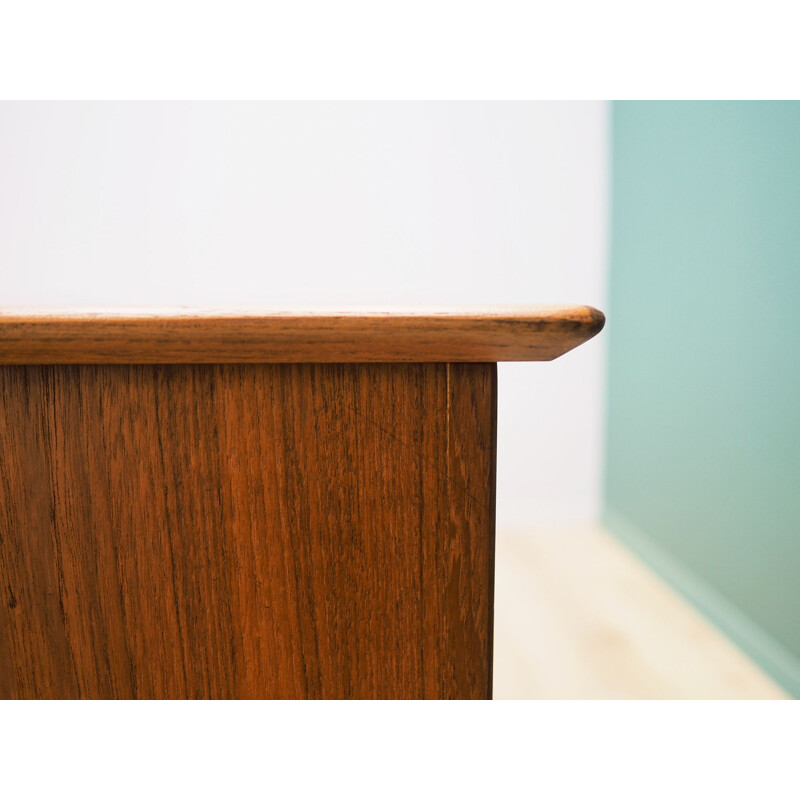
left=0, top=362, right=496, bottom=699
left=0, top=306, right=604, bottom=364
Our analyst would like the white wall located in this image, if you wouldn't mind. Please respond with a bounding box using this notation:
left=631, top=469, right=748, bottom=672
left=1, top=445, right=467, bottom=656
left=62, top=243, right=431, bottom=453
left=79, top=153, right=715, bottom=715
left=0, top=101, right=607, bottom=528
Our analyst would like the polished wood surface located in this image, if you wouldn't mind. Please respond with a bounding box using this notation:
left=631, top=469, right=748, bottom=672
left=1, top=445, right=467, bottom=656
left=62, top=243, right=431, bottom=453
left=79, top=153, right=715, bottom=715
left=0, top=305, right=604, bottom=363
left=0, top=362, right=496, bottom=699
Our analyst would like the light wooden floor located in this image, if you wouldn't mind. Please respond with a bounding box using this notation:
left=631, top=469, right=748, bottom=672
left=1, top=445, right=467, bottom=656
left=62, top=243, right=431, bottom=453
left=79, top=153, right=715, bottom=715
left=493, top=526, right=787, bottom=699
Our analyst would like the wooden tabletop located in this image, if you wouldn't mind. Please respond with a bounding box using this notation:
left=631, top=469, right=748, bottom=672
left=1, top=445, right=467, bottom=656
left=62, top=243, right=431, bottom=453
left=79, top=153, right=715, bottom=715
left=0, top=306, right=604, bottom=364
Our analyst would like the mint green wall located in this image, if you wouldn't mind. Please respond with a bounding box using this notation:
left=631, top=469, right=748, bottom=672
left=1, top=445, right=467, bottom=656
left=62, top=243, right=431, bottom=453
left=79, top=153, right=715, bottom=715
left=605, top=101, right=800, bottom=695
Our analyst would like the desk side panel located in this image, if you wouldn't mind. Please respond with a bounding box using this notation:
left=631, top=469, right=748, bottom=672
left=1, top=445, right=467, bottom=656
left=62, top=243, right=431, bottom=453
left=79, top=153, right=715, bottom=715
left=0, top=363, right=496, bottom=699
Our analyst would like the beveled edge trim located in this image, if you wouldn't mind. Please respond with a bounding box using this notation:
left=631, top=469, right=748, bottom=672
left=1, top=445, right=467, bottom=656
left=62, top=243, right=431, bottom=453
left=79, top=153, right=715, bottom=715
left=0, top=305, right=605, bottom=363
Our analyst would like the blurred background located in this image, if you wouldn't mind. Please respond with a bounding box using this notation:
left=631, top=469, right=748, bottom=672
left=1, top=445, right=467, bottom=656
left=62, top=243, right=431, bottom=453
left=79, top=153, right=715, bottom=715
left=1, top=100, right=796, bottom=698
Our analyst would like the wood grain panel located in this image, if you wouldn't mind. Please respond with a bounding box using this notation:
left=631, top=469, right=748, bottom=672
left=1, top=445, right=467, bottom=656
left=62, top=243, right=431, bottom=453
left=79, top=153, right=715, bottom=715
left=0, top=363, right=496, bottom=699
left=0, top=306, right=604, bottom=364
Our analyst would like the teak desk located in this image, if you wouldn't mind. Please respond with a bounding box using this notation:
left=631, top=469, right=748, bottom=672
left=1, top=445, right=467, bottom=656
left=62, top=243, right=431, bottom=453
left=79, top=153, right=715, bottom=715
left=0, top=306, right=604, bottom=699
